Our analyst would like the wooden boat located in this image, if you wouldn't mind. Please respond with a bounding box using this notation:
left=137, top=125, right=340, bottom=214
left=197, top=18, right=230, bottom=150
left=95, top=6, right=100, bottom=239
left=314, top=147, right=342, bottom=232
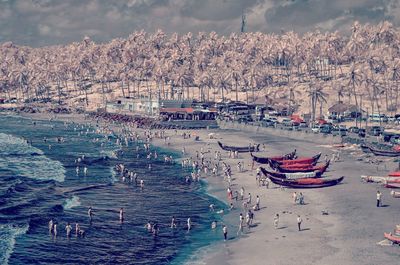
left=388, top=171, right=400, bottom=177
left=360, top=144, right=372, bottom=154
left=386, top=182, right=400, bottom=189
left=360, top=175, right=400, bottom=183
left=260, top=167, right=322, bottom=180
left=271, top=153, right=321, bottom=166
left=384, top=232, right=400, bottom=243
left=251, top=150, right=296, bottom=164
left=362, top=145, right=400, bottom=157
left=275, top=161, right=330, bottom=174
left=391, top=190, right=400, bottom=198
left=217, top=141, right=260, bottom=153
left=267, top=174, right=344, bottom=189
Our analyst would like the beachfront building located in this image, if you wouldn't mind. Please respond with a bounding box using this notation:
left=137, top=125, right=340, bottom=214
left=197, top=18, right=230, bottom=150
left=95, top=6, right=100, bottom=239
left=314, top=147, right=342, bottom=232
left=105, top=97, right=216, bottom=121
left=327, top=103, right=363, bottom=119
left=159, top=107, right=217, bottom=121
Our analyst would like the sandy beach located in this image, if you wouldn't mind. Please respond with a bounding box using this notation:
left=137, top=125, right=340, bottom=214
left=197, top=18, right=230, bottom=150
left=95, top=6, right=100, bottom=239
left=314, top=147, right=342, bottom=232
left=15, top=112, right=400, bottom=265
left=148, top=122, right=400, bottom=265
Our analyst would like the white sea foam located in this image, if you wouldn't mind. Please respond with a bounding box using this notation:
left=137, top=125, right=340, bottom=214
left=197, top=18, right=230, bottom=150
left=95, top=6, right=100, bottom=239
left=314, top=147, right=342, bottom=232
left=0, top=133, right=66, bottom=182
left=0, top=224, right=29, bottom=265
left=63, top=195, right=81, bottom=209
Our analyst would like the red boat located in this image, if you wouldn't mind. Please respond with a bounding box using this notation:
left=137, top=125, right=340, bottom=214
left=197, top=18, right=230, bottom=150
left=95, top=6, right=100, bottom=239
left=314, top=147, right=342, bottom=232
left=386, top=182, right=400, bottom=189
left=275, top=161, right=330, bottom=174
left=384, top=232, right=400, bottom=243
left=388, top=171, right=400, bottom=177
left=385, top=178, right=400, bottom=184
left=269, top=153, right=321, bottom=167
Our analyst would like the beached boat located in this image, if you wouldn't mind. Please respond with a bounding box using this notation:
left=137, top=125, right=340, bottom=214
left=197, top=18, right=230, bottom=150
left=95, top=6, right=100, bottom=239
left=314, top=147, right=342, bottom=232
left=361, top=145, right=400, bottom=157
left=269, top=153, right=321, bottom=167
left=384, top=232, right=400, bottom=243
left=267, top=174, right=344, bottom=189
left=251, top=150, right=296, bottom=164
left=391, top=190, right=400, bottom=198
left=360, top=144, right=372, bottom=154
left=217, top=141, right=260, bottom=153
left=385, top=182, right=400, bottom=189
left=260, top=167, right=322, bottom=180
left=275, top=161, right=330, bottom=174
left=389, top=171, right=400, bottom=177
left=360, top=175, right=400, bottom=183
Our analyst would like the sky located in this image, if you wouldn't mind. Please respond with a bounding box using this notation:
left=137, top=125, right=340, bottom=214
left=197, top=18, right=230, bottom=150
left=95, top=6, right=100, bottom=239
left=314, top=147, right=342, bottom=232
left=0, top=0, right=399, bottom=47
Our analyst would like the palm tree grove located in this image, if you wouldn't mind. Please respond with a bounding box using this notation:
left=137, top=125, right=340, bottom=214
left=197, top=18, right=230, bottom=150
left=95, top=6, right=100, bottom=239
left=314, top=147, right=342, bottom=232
left=1, top=21, right=399, bottom=118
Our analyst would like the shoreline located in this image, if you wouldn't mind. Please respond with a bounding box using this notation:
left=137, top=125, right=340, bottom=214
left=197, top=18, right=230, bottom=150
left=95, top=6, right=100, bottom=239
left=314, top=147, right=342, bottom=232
left=6, top=111, right=400, bottom=265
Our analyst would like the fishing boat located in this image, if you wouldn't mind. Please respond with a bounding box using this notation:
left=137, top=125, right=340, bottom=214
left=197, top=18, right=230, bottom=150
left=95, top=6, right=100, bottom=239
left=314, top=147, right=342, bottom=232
left=251, top=150, right=297, bottom=164
left=384, top=232, right=400, bottom=243
left=275, top=161, right=330, bottom=174
left=217, top=141, right=260, bottom=153
left=362, top=145, right=400, bottom=157
left=388, top=171, right=400, bottom=177
left=269, top=153, right=321, bottom=167
left=385, top=182, right=400, bottom=188
left=267, top=174, right=344, bottom=189
left=360, top=144, right=372, bottom=154
left=260, top=167, right=322, bottom=180
left=360, top=175, right=400, bottom=183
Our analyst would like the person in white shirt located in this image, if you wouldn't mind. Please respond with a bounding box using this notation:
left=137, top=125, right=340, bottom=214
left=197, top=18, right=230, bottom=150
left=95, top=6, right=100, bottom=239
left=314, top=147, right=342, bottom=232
left=65, top=223, right=72, bottom=237
left=376, top=191, right=382, bottom=207
left=297, top=215, right=302, bottom=231
left=223, top=225, right=228, bottom=241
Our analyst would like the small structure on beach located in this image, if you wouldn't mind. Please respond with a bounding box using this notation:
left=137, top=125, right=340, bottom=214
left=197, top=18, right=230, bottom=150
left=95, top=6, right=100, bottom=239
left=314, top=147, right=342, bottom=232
left=105, top=97, right=193, bottom=116
left=328, top=103, right=363, bottom=118
left=159, top=107, right=217, bottom=121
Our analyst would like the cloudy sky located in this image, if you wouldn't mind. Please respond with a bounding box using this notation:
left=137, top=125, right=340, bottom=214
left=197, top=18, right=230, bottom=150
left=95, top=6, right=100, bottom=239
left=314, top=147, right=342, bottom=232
left=0, top=0, right=399, bottom=47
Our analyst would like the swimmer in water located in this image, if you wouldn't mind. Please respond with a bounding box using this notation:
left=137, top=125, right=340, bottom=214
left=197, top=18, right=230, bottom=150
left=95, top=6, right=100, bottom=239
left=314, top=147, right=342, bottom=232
left=119, top=208, right=124, bottom=223
left=170, top=216, right=177, bottom=229
left=75, top=223, right=80, bottom=236
left=53, top=224, right=57, bottom=237
left=65, top=223, right=72, bottom=238
left=48, top=219, right=54, bottom=234
left=88, top=207, right=93, bottom=222
left=145, top=221, right=152, bottom=232
left=140, top=179, right=144, bottom=189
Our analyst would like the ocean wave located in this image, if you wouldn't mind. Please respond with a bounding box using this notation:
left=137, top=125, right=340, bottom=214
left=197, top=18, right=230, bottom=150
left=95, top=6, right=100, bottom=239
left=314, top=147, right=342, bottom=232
left=63, top=196, right=81, bottom=209
left=0, top=133, right=66, bottom=182
left=0, top=224, right=29, bottom=265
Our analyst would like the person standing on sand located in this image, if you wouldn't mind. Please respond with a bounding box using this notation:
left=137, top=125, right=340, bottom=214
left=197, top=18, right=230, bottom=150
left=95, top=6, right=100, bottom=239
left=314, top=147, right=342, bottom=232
left=247, top=193, right=252, bottom=204
left=297, top=215, right=302, bottom=231
left=376, top=191, right=382, bottom=207
left=255, top=195, right=260, bottom=210
left=292, top=192, right=297, bottom=204
left=237, top=213, right=244, bottom=235
left=274, top=214, right=279, bottom=229
left=223, top=225, right=228, bottom=241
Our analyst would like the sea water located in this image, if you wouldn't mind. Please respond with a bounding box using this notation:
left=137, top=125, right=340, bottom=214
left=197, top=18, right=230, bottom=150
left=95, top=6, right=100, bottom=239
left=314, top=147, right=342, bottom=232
left=0, top=114, right=227, bottom=265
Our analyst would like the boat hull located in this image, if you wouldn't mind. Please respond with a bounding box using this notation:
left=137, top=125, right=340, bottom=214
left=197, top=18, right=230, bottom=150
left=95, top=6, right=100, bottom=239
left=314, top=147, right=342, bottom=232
left=218, top=141, right=260, bottom=153
left=268, top=175, right=344, bottom=188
